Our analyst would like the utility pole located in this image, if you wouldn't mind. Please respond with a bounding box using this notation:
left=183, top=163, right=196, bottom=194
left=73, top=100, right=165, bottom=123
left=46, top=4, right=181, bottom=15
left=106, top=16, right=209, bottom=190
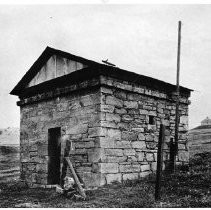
left=170, top=21, right=182, bottom=172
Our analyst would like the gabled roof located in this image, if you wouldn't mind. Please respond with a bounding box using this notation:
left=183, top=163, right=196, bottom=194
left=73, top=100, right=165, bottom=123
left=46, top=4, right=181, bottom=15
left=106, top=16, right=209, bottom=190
left=10, top=46, right=100, bottom=96
left=10, top=46, right=193, bottom=97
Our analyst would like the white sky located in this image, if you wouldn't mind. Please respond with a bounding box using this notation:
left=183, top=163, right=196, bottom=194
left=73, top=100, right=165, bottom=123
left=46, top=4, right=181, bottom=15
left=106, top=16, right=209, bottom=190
left=1, top=3, right=211, bottom=129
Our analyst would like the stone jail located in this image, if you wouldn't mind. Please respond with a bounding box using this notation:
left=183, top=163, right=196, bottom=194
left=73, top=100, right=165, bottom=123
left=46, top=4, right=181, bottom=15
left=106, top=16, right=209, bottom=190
left=10, top=47, right=192, bottom=188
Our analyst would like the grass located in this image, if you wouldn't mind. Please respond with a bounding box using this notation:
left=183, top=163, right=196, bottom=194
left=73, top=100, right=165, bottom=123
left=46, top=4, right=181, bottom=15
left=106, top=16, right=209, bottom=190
left=0, top=152, right=211, bottom=207
left=0, top=146, right=20, bottom=179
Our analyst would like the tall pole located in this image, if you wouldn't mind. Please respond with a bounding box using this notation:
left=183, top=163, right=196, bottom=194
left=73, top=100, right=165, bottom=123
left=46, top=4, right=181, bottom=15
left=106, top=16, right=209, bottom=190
left=173, top=21, right=182, bottom=171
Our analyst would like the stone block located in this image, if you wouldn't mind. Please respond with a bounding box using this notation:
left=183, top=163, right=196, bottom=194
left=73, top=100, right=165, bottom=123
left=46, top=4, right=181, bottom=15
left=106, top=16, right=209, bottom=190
left=163, top=120, right=170, bottom=126
left=113, top=81, right=132, bottom=91
left=122, top=115, right=134, bottom=122
left=116, top=141, right=131, bottom=149
left=106, top=96, right=123, bottom=108
left=114, top=90, right=127, bottom=100
left=106, top=173, right=122, bottom=184
left=75, top=141, right=94, bottom=149
left=28, top=164, right=36, bottom=171
left=124, top=101, right=138, bottom=109
left=37, top=144, right=48, bottom=156
left=180, top=115, right=188, bottom=125
left=132, top=141, right=146, bottom=149
left=151, top=162, right=157, bottom=171
left=106, top=113, right=121, bottom=122
left=123, top=149, right=135, bottom=156
left=36, top=164, right=48, bottom=173
left=178, top=143, right=186, bottom=150
left=101, top=87, right=113, bottom=94
left=178, top=151, right=189, bottom=162
left=139, top=109, right=148, bottom=115
left=122, top=131, right=138, bottom=141
left=133, top=86, right=145, bottom=94
left=88, top=127, right=106, bottom=137
left=75, top=148, right=87, bottom=154
left=157, top=108, right=163, bottom=113
left=146, top=153, right=154, bottom=161
left=77, top=166, right=92, bottom=173
left=119, top=164, right=140, bottom=173
left=97, top=137, right=115, bottom=148
left=30, top=151, right=38, bottom=157
left=115, top=108, right=127, bottom=114
left=140, top=164, right=150, bottom=172
left=139, top=171, right=151, bottom=178
left=72, top=154, right=88, bottom=163
left=145, top=135, right=154, bottom=142
left=106, top=156, right=127, bottom=163
left=127, top=93, right=142, bottom=101
left=30, top=156, right=46, bottom=164
left=93, top=163, right=119, bottom=173
left=57, top=102, right=68, bottom=112
left=145, top=89, right=152, bottom=95
left=146, top=142, right=157, bottom=150
left=88, top=148, right=105, bottom=162
left=105, top=148, right=123, bottom=156
left=138, top=133, right=145, bottom=140
left=127, top=156, right=138, bottom=162
left=29, top=144, right=37, bottom=151
left=101, top=121, right=117, bottom=129
left=66, top=124, right=88, bottom=135
left=122, top=173, right=139, bottom=181
left=152, top=90, right=160, bottom=97
left=128, top=109, right=139, bottom=115
left=75, top=106, right=98, bottom=116
left=117, top=122, right=129, bottom=130
left=107, top=128, right=121, bottom=140
left=136, top=152, right=145, bottom=161
left=101, top=105, right=115, bottom=113
left=80, top=94, right=99, bottom=106
left=148, top=111, right=156, bottom=116
left=131, top=127, right=145, bottom=133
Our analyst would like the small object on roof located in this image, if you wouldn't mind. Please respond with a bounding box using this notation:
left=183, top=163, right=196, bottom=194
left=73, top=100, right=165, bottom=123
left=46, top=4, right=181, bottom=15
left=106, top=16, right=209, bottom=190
left=102, top=59, right=116, bottom=67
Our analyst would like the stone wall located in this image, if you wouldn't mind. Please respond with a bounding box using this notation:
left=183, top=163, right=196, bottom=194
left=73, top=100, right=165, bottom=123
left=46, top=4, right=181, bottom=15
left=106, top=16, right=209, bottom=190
left=19, top=75, right=190, bottom=188
left=93, top=75, right=189, bottom=184
left=20, top=87, right=102, bottom=187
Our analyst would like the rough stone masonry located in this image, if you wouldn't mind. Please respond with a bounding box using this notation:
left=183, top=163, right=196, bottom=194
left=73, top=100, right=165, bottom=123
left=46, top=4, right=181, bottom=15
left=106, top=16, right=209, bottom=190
left=10, top=47, right=192, bottom=188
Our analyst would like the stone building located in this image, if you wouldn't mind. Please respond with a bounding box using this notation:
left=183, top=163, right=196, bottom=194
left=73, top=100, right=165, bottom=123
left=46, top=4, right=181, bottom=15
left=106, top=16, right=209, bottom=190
left=10, top=47, right=192, bottom=188
left=188, top=117, right=211, bottom=157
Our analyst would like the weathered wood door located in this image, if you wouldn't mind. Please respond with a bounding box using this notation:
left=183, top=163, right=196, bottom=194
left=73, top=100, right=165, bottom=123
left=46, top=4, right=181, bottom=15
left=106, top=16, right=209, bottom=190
left=48, top=127, right=61, bottom=184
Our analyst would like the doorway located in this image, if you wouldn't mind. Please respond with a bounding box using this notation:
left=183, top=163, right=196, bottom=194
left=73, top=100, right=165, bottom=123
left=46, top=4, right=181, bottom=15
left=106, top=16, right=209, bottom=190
left=48, top=127, right=61, bottom=184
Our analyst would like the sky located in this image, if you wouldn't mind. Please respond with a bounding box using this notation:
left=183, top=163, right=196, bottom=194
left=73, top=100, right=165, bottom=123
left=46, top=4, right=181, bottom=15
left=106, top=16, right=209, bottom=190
left=1, top=3, right=211, bottom=129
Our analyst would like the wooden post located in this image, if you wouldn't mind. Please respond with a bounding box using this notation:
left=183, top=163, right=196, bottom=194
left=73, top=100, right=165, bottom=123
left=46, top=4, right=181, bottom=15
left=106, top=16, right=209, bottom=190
left=169, top=137, right=175, bottom=172
left=65, top=157, right=86, bottom=199
left=169, top=21, right=182, bottom=173
left=175, top=20, right=181, bottom=156
left=155, top=124, right=165, bottom=201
